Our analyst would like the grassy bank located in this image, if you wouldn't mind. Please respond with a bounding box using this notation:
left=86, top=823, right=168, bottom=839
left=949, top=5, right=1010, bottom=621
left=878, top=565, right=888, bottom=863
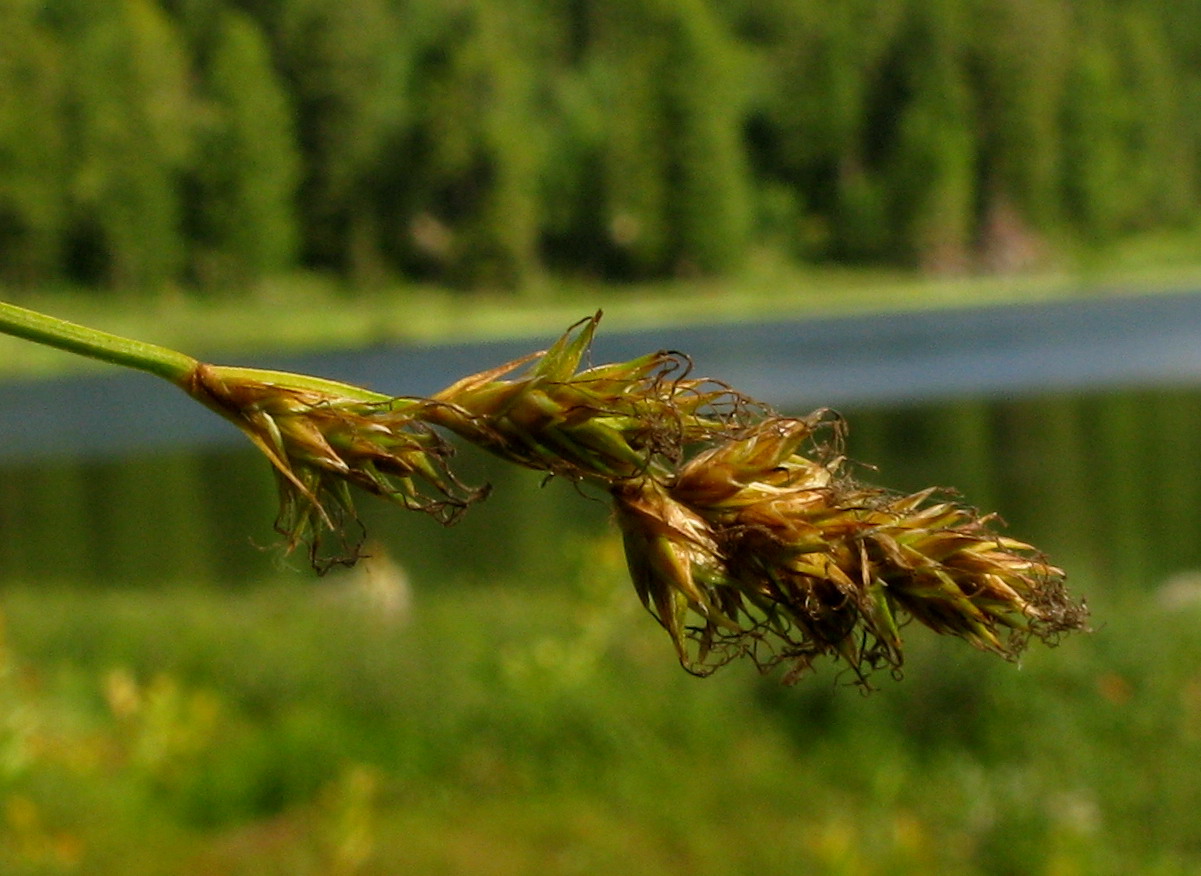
left=1, top=543, right=1198, bottom=874
left=6, top=237, right=1201, bottom=382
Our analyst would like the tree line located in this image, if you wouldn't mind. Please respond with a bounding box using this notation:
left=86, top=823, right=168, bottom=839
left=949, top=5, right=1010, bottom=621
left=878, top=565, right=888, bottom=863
left=0, top=0, right=1197, bottom=292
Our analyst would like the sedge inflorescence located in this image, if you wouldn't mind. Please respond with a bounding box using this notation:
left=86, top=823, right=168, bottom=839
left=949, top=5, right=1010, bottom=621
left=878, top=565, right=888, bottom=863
left=184, top=313, right=1086, bottom=684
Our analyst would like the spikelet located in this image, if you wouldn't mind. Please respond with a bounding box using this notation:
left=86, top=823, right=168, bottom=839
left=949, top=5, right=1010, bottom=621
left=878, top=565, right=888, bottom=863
left=620, top=414, right=1087, bottom=683
left=424, top=313, right=753, bottom=481
left=186, top=364, right=488, bottom=570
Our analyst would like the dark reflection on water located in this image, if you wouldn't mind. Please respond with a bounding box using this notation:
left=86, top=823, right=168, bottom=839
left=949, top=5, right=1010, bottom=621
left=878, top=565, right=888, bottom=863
left=843, top=388, right=1201, bottom=593
left=2, top=386, right=1199, bottom=595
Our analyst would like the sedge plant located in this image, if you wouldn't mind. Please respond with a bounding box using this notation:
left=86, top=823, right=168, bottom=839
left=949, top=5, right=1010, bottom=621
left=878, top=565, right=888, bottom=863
left=0, top=300, right=1087, bottom=684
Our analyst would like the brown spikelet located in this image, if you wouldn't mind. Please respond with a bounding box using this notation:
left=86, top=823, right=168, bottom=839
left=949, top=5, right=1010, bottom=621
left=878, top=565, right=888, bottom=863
left=612, top=413, right=1087, bottom=684
left=186, top=364, right=488, bottom=570
left=424, top=313, right=755, bottom=482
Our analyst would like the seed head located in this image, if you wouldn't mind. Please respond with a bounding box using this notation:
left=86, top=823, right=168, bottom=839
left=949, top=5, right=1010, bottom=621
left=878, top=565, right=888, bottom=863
left=424, top=313, right=754, bottom=482
left=181, top=313, right=1087, bottom=683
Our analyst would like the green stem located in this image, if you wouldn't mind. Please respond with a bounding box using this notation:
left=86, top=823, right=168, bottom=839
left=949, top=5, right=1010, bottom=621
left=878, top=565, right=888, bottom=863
left=0, top=299, right=402, bottom=405
left=0, top=299, right=197, bottom=382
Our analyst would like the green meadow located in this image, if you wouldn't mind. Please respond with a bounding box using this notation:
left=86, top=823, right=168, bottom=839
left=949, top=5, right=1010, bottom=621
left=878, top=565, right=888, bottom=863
left=1, top=560, right=1198, bottom=875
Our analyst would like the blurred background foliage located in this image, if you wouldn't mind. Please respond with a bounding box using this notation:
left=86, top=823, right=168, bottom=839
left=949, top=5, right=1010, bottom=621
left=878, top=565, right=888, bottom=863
left=2, top=0, right=1201, bottom=292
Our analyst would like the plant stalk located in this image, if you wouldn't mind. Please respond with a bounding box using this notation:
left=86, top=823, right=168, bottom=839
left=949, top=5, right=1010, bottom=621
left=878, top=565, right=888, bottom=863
left=0, top=300, right=197, bottom=382
left=0, top=300, right=395, bottom=401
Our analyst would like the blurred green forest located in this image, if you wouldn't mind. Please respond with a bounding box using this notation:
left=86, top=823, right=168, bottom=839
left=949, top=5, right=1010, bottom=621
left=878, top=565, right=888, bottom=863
left=2, top=0, right=1201, bottom=293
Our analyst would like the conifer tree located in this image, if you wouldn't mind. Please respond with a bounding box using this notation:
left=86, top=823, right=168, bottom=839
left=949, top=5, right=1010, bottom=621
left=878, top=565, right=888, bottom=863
left=589, top=0, right=752, bottom=277
left=1107, top=7, right=1194, bottom=229
left=1060, top=17, right=1130, bottom=240
left=968, top=0, right=1069, bottom=251
left=588, top=1, right=675, bottom=276
left=274, top=0, right=410, bottom=283
left=535, top=12, right=610, bottom=277
left=399, top=0, right=547, bottom=287
left=51, top=0, right=194, bottom=290
left=662, top=0, right=752, bottom=275
left=748, top=0, right=905, bottom=261
left=190, top=8, right=301, bottom=288
left=8, top=0, right=1201, bottom=288
left=1056, top=3, right=1191, bottom=240
left=0, top=2, right=68, bottom=285
left=883, top=0, right=976, bottom=271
